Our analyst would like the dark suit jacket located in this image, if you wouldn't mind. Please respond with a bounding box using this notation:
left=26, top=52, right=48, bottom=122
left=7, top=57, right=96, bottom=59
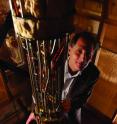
left=64, top=62, right=100, bottom=124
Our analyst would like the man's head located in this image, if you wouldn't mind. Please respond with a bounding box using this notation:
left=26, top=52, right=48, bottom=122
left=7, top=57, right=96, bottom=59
left=68, top=31, right=97, bottom=73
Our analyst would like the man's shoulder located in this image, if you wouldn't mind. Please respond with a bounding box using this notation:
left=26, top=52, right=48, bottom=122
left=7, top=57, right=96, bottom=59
left=88, top=62, right=100, bottom=74
left=83, top=62, right=100, bottom=82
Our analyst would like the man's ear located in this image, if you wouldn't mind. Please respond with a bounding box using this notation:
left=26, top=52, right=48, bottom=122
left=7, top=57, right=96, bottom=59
left=68, top=45, right=72, bottom=55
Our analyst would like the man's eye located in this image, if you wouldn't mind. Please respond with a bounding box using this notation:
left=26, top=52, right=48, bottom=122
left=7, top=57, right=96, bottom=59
left=77, top=49, right=82, bottom=54
left=75, top=53, right=79, bottom=56
left=75, top=51, right=81, bottom=56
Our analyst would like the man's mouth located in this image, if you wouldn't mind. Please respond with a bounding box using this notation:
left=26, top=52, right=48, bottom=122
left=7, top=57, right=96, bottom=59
left=76, top=62, right=84, bottom=69
left=76, top=62, right=82, bottom=67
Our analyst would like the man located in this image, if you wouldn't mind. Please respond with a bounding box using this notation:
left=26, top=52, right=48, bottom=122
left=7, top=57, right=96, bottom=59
left=26, top=31, right=100, bottom=124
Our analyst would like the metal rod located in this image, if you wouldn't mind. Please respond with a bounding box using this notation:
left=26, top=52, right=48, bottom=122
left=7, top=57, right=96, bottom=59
left=29, top=42, right=40, bottom=114
left=36, top=40, right=43, bottom=109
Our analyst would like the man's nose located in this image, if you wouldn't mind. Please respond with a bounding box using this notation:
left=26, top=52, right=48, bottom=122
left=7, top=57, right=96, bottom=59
left=79, top=52, right=86, bottom=62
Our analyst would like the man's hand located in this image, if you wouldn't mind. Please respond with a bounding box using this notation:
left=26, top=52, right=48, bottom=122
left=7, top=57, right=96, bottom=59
left=61, top=99, right=71, bottom=113
left=26, top=112, right=39, bottom=124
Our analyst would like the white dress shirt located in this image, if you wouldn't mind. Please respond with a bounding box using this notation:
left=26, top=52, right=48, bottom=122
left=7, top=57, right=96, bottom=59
left=62, top=60, right=81, bottom=100
left=62, top=59, right=91, bottom=100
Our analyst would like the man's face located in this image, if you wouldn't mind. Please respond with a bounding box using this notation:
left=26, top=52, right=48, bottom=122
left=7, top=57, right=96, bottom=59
left=68, top=38, right=92, bottom=72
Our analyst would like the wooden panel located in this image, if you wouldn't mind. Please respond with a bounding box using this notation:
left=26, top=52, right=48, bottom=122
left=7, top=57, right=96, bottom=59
left=0, top=43, right=11, bottom=61
left=73, top=15, right=100, bottom=34
left=96, top=49, right=117, bottom=83
left=0, top=73, right=9, bottom=105
left=75, top=0, right=102, bottom=16
left=88, top=48, right=117, bottom=118
left=108, top=0, right=117, bottom=20
left=89, top=77, right=117, bottom=118
left=100, top=23, right=117, bottom=53
left=0, top=0, right=9, bottom=25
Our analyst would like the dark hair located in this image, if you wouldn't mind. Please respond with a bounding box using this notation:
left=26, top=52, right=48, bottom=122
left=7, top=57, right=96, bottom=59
left=69, top=31, right=97, bottom=49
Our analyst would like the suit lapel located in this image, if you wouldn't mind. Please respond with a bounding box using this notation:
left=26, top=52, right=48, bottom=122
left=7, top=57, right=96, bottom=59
left=66, top=74, right=83, bottom=99
left=67, top=64, right=91, bottom=99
